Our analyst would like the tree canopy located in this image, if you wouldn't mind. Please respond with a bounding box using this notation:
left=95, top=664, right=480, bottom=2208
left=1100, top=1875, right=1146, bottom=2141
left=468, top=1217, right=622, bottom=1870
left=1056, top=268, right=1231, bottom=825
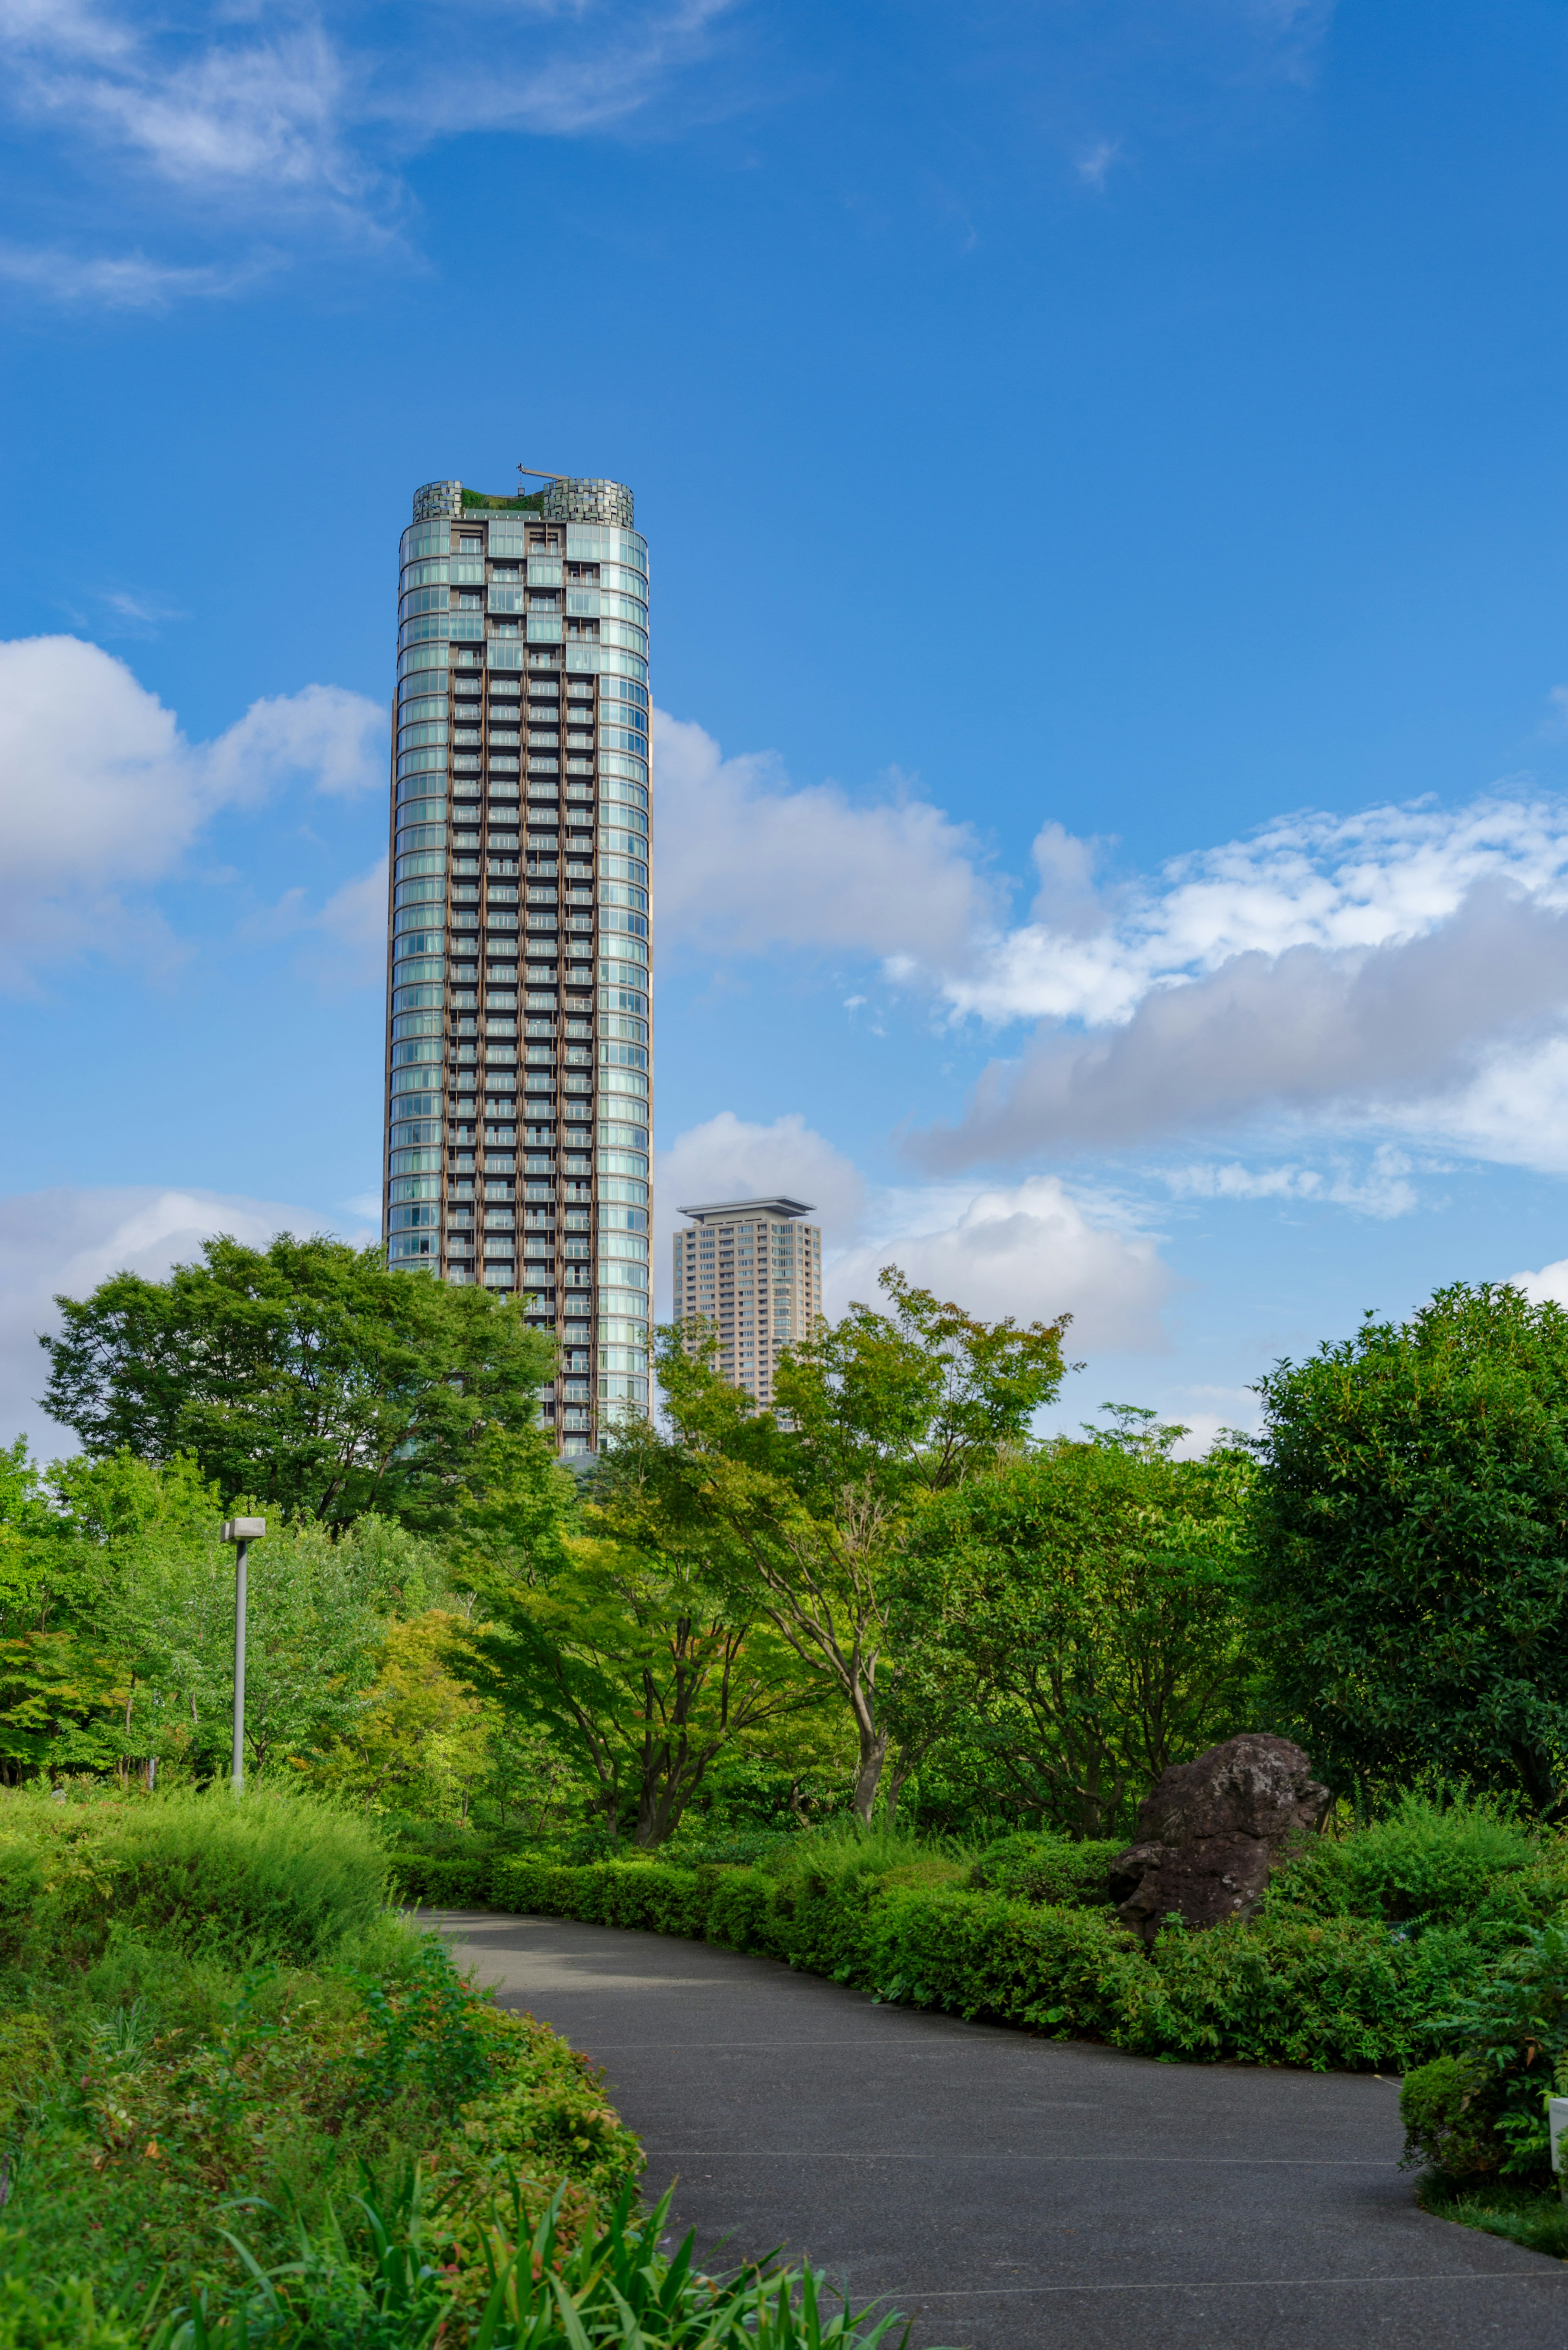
left=40, top=1234, right=554, bottom=1530
left=1254, top=1280, right=1568, bottom=1813
left=890, top=1421, right=1256, bottom=1837
left=604, top=1268, right=1073, bottom=1823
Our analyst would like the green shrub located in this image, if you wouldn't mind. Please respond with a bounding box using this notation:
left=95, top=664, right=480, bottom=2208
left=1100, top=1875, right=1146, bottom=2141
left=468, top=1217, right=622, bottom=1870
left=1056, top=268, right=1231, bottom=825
left=494, top=1851, right=1514, bottom=2071
left=1425, top=1919, right=1568, bottom=2175
left=1269, top=1795, right=1560, bottom=1944
left=969, top=1831, right=1121, bottom=1907
left=390, top=1849, right=497, bottom=1909
left=0, top=1839, right=45, bottom=1964
left=90, top=1789, right=386, bottom=1966
left=1400, top=2054, right=1503, bottom=2176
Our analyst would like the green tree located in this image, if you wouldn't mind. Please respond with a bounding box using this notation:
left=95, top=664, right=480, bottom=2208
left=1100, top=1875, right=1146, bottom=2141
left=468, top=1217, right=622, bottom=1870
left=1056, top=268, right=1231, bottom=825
left=1254, top=1280, right=1568, bottom=1813
left=890, top=1422, right=1257, bottom=1837
left=621, top=1267, right=1071, bottom=1824
left=39, top=1234, right=554, bottom=1531
left=0, top=1439, right=125, bottom=1779
left=456, top=1433, right=818, bottom=1846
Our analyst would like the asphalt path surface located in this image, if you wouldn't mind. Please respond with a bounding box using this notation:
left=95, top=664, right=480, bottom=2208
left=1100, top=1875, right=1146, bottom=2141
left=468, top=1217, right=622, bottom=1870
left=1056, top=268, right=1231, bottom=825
left=427, top=1906, right=1568, bottom=2349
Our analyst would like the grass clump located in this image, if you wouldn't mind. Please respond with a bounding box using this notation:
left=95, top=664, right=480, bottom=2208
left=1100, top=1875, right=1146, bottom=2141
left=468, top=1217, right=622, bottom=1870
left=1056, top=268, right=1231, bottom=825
left=1, top=1784, right=387, bottom=1969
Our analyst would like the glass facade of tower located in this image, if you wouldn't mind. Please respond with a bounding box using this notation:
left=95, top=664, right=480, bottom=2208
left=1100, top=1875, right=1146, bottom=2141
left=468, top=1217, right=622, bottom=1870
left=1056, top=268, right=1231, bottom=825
left=383, top=476, right=651, bottom=1456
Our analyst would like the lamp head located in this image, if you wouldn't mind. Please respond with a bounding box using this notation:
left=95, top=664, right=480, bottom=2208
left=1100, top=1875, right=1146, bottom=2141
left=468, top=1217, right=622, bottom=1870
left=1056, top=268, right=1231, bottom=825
left=221, top=1517, right=266, bottom=1543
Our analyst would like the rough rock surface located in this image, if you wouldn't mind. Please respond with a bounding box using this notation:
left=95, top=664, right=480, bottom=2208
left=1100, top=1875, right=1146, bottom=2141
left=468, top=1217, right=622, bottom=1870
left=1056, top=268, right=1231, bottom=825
left=1107, top=1733, right=1331, bottom=1944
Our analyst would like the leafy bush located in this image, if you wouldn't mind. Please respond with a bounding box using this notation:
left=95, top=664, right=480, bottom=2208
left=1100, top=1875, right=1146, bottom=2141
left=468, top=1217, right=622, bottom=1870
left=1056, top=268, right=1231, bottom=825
left=1268, top=1795, right=1561, bottom=1947
left=0, top=1786, right=387, bottom=1969
left=492, top=1846, right=1538, bottom=2072
left=145, top=2180, right=924, bottom=2349
left=969, top=1831, right=1121, bottom=1907
left=1399, top=2054, right=1503, bottom=2176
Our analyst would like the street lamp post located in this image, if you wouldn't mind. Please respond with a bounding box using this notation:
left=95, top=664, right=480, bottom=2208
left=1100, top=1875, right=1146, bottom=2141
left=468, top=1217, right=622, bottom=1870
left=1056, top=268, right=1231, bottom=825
left=220, top=1518, right=266, bottom=1794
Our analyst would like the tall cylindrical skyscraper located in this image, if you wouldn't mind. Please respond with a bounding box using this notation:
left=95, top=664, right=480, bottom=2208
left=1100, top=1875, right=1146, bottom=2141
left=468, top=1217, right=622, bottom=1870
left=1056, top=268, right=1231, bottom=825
left=383, top=474, right=651, bottom=1456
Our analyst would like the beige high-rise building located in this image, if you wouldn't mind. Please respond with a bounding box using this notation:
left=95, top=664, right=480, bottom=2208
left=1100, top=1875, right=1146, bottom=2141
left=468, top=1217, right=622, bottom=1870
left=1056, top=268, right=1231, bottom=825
left=383, top=473, right=651, bottom=1457
left=672, top=1198, right=822, bottom=1403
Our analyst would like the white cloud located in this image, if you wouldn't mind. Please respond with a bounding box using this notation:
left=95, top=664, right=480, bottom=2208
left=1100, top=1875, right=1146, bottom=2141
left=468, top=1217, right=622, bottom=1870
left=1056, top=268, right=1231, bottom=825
left=653, top=710, right=996, bottom=968
left=831, top=1176, right=1174, bottom=1354
left=1159, top=1145, right=1419, bottom=1220
left=904, top=792, right=1568, bottom=1174
left=0, top=636, right=385, bottom=985
left=0, top=1184, right=375, bottom=1456
left=1075, top=138, right=1122, bottom=188
left=1510, top=1253, right=1568, bottom=1309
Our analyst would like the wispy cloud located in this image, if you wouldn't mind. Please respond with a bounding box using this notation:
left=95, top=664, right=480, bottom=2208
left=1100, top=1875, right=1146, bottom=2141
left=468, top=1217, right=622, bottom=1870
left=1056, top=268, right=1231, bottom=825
left=0, top=0, right=745, bottom=298
left=0, top=239, right=271, bottom=307
left=1075, top=138, right=1122, bottom=188
left=1159, top=1145, right=1419, bottom=1220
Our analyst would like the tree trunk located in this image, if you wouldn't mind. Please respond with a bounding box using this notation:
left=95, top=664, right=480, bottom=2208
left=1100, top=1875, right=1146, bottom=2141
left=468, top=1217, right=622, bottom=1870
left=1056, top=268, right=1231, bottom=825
left=851, top=1725, right=890, bottom=1827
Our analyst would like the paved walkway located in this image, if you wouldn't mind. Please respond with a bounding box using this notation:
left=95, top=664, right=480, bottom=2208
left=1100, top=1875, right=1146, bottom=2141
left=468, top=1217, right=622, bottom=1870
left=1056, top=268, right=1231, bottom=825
left=429, top=1907, right=1568, bottom=2349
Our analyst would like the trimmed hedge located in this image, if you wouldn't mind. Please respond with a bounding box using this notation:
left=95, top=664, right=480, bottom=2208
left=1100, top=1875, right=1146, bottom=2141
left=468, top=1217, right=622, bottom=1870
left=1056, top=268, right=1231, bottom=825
left=486, top=1854, right=1500, bottom=2071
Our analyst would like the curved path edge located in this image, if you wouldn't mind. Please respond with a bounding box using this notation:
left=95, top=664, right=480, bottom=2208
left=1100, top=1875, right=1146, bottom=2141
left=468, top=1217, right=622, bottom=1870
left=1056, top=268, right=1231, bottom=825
left=427, top=1905, right=1568, bottom=2350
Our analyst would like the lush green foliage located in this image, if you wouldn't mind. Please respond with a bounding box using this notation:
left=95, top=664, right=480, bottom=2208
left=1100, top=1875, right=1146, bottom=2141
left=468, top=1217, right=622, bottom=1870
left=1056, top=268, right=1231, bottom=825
left=891, top=1433, right=1256, bottom=1837
left=968, top=1830, right=1123, bottom=1905
left=0, top=1790, right=919, bottom=2350
left=0, top=1783, right=389, bottom=1967
left=610, top=1269, right=1071, bottom=1828
left=473, top=1799, right=1554, bottom=2074
left=1254, top=1279, right=1568, bottom=1811
left=39, top=1235, right=554, bottom=1531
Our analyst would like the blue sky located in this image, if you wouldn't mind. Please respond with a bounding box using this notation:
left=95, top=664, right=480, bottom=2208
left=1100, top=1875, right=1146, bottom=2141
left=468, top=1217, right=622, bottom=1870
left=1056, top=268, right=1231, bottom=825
left=4, top=0, right=1568, bottom=1451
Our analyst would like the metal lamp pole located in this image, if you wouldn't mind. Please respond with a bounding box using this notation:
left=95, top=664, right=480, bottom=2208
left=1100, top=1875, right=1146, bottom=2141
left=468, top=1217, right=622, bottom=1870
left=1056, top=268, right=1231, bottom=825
left=220, top=1518, right=266, bottom=1794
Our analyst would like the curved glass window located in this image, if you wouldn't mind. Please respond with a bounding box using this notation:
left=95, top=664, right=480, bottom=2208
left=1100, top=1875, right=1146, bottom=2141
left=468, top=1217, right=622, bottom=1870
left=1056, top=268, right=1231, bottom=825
left=396, top=823, right=446, bottom=855
left=399, top=585, right=450, bottom=620
left=390, top=1175, right=442, bottom=1202
left=398, top=693, right=447, bottom=724
left=599, top=827, right=649, bottom=858
left=395, top=851, right=446, bottom=881
left=599, top=1040, right=648, bottom=1069
left=390, top=1203, right=441, bottom=1231
left=392, top=1011, right=444, bottom=1041
left=401, top=558, right=450, bottom=590
left=393, top=956, right=444, bottom=987
left=599, top=1015, right=647, bottom=1044
left=390, top=1147, right=443, bottom=1174
left=398, top=748, right=446, bottom=778
left=599, top=676, right=648, bottom=711
left=599, top=781, right=649, bottom=816
left=600, top=1223, right=650, bottom=1250
left=401, top=522, right=450, bottom=562
left=599, top=855, right=648, bottom=885
left=599, top=732, right=646, bottom=758
left=394, top=795, right=446, bottom=827
left=392, top=984, right=444, bottom=1014
left=398, top=720, right=448, bottom=750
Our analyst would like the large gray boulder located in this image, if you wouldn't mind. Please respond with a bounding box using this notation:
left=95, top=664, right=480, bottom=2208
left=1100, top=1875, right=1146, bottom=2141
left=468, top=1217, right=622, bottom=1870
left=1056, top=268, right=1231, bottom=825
left=1107, top=1733, right=1331, bottom=1944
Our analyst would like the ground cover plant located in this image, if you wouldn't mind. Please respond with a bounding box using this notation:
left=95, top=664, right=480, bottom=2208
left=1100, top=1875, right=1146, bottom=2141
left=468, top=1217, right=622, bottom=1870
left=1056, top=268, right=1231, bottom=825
left=0, top=1786, right=920, bottom=2348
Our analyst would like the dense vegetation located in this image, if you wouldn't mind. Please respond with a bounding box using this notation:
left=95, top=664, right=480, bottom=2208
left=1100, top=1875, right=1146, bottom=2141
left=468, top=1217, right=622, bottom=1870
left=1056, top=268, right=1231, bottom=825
left=0, top=1786, right=920, bottom=2346
left=16, top=1242, right=1568, bottom=2279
